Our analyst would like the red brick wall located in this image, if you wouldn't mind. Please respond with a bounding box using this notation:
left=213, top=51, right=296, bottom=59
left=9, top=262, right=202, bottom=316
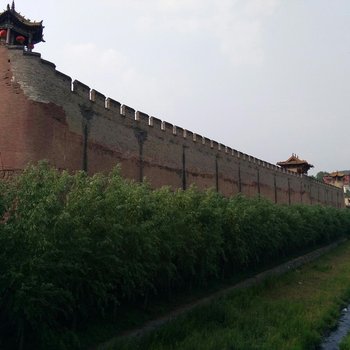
left=0, top=46, right=83, bottom=171
left=0, top=46, right=344, bottom=208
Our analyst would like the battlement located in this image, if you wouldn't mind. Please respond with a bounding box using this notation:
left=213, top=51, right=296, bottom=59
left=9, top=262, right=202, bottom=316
left=2, top=48, right=288, bottom=163
left=0, top=45, right=343, bottom=207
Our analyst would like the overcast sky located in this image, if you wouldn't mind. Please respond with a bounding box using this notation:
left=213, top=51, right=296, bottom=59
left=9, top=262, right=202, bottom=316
left=6, top=0, right=350, bottom=174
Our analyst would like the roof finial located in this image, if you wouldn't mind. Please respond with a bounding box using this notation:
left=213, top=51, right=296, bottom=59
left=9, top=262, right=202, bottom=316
left=11, top=1, right=15, bottom=11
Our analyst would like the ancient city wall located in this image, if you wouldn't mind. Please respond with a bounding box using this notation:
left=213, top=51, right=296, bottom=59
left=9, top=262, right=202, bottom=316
left=0, top=46, right=344, bottom=208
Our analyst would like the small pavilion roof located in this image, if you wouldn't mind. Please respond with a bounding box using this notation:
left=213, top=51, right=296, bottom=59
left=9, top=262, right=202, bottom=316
left=277, top=154, right=314, bottom=168
left=0, top=2, right=42, bottom=27
left=0, top=2, right=44, bottom=44
left=328, top=171, right=346, bottom=178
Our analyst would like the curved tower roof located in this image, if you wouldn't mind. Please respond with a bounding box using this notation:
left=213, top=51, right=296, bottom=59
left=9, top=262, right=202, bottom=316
left=0, top=2, right=44, bottom=46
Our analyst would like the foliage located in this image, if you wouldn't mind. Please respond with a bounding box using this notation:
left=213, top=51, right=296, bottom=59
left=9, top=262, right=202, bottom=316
left=315, top=171, right=330, bottom=182
left=0, top=162, right=350, bottom=349
left=340, top=332, right=350, bottom=350
left=113, top=242, right=350, bottom=350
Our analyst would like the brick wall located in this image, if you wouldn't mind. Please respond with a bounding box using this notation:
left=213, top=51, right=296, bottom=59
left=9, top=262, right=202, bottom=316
left=0, top=46, right=344, bottom=208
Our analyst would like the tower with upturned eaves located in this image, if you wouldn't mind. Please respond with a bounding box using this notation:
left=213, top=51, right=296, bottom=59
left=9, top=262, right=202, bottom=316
left=0, top=1, right=44, bottom=51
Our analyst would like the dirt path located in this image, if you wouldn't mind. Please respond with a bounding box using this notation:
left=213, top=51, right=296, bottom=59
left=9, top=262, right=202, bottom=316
left=96, top=238, right=347, bottom=350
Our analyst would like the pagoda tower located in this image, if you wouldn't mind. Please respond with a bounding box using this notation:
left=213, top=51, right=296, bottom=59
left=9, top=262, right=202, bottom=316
left=0, top=1, right=44, bottom=50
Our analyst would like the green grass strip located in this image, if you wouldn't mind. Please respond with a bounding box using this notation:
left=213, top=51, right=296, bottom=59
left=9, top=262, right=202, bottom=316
left=107, top=240, right=350, bottom=350
left=340, top=333, right=350, bottom=349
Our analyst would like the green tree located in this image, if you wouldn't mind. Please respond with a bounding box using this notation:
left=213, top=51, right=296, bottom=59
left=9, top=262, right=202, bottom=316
left=315, top=171, right=329, bottom=182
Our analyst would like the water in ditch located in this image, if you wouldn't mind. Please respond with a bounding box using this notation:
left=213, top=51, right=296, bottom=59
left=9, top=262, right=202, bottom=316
left=320, top=306, right=350, bottom=350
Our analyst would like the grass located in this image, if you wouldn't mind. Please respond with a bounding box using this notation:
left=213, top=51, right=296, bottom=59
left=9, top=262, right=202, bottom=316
left=74, top=241, right=335, bottom=349
left=73, top=245, right=330, bottom=349
left=341, top=335, right=350, bottom=350
left=102, top=240, right=350, bottom=350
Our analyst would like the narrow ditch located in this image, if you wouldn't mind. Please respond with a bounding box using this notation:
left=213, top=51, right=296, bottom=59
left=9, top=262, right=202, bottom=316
left=320, top=306, right=350, bottom=350
left=96, top=238, right=347, bottom=350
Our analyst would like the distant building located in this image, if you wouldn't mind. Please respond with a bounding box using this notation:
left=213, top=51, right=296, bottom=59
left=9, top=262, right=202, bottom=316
left=323, top=171, right=350, bottom=189
left=277, top=154, right=314, bottom=175
left=323, top=171, right=350, bottom=207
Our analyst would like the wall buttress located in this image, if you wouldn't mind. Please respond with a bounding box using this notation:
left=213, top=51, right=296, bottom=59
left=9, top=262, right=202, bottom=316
left=182, top=145, right=187, bottom=190
left=215, top=155, right=219, bottom=192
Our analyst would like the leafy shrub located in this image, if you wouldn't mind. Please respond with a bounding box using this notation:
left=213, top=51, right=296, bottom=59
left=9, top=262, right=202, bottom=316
left=0, top=162, right=349, bottom=349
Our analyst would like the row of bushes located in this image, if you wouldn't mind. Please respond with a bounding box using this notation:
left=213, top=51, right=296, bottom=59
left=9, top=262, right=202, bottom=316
left=0, top=163, right=349, bottom=349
